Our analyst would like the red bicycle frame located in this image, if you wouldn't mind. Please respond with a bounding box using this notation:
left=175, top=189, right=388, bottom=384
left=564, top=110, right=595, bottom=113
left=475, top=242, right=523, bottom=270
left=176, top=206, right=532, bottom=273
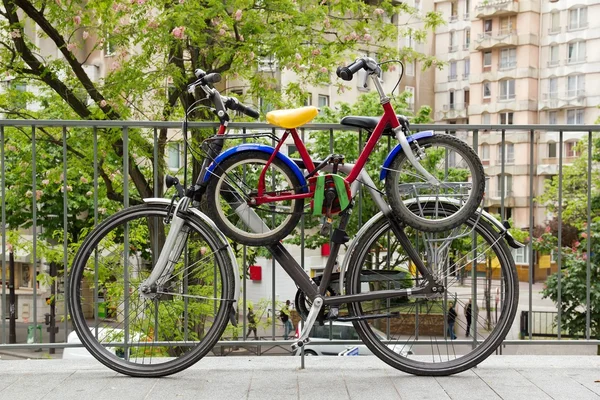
left=249, top=101, right=402, bottom=206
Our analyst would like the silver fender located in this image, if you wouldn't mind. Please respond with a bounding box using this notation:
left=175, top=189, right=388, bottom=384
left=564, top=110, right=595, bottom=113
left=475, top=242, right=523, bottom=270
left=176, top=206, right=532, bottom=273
left=143, top=198, right=240, bottom=315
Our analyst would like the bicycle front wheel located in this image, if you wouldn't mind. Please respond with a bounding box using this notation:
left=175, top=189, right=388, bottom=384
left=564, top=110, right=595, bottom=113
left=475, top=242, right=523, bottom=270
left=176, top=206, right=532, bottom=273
left=206, top=151, right=304, bottom=246
left=345, top=208, right=518, bottom=376
left=385, top=133, right=485, bottom=233
left=69, top=203, right=235, bottom=377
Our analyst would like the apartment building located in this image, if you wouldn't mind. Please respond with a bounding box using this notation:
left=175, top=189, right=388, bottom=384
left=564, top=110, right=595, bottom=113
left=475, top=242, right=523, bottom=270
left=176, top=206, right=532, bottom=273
left=433, top=0, right=599, bottom=230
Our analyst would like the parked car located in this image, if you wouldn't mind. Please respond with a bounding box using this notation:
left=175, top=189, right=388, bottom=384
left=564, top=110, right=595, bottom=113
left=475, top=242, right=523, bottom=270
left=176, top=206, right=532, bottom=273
left=292, top=320, right=412, bottom=357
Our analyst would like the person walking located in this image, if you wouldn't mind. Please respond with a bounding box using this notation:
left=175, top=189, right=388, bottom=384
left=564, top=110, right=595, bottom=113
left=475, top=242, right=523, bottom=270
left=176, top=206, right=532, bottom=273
left=280, top=300, right=293, bottom=340
left=447, top=302, right=457, bottom=340
left=465, top=299, right=472, bottom=337
left=247, top=307, right=258, bottom=340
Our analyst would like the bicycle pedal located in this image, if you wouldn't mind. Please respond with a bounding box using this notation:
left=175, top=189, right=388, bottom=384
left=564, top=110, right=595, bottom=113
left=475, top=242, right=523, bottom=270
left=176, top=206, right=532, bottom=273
left=326, top=307, right=339, bottom=320
left=291, top=338, right=310, bottom=351
left=320, top=221, right=333, bottom=236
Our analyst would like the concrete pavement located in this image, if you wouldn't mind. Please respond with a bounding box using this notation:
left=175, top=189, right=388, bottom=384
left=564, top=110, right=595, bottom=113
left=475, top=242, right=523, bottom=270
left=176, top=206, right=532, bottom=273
left=0, top=356, right=599, bottom=399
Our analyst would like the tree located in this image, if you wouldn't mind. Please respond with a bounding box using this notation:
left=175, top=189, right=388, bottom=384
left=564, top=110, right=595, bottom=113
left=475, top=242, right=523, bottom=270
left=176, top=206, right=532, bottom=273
left=536, top=134, right=600, bottom=351
left=1, top=0, right=444, bottom=246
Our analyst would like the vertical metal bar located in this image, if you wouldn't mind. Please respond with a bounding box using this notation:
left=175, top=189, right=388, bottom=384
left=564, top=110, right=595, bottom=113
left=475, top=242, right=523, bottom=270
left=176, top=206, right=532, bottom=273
left=471, top=129, right=478, bottom=347
left=358, top=129, right=363, bottom=228
left=500, top=129, right=505, bottom=221
left=122, top=126, right=130, bottom=358
left=585, top=131, right=592, bottom=339
left=31, top=126, right=38, bottom=341
left=153, top=127, right=159, bottom=197
left=272, top=127, right=276, bottom=340
left=557, top=130, right=563, bottom=339
left=0, top=126, right=5, bottom=343
left=528, top=129, right=534, bottom=340
left=62, top=127, right=69, bottom=342
left=92, top=127, right=99, bottom=340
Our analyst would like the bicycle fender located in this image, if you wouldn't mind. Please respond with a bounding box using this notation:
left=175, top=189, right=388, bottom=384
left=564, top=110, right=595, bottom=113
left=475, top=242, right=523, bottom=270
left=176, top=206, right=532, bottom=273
left=379, top=130, right=435, bottom=181
left=142, top=198, right=241, bottom=321
left=201, top=144, right=308, bottom=191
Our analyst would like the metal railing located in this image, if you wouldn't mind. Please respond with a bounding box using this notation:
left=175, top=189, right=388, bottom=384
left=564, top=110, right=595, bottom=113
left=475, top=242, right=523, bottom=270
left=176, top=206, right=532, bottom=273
left=0, top=120, right=599, bottom=355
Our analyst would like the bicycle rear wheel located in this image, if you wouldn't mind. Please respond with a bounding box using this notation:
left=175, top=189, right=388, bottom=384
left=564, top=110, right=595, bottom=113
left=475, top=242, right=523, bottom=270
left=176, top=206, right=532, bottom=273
left=68, top=203, right=235, bottom=377
left=345, top=207, right=517, bottom=376
left=205, top=151, right=304, bottom=246
left=385, top=133, right=485, bottom=233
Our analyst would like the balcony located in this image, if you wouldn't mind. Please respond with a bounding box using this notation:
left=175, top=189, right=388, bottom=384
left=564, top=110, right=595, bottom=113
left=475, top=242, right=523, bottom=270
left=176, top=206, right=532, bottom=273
left=464, top=12, right=470, bottom=20
left=547, top=59, right=560, bottom=68
left=498, top=60, right=517, bottom=71
left=475, top=0, right=518, bottom=18
left=448, top=45, right=459, bottom=53
left=496, top=157, right=515, bottom=166
left=567, top=56, right=586, bottom=66
left=439, top=103, right=467, bottom=120
left=548, top=27, right=561, bottom=35
left=448, top=74, right=458, bottom=81
left=539, top=91, right=587, bottom=110
left=450, top=14, right=459, bottom=23
left=493, top=190, right=514, bottom=198
left=567, top=22, right=588, bottom=32
left=497, top=93, right=516, bottom=102
left=565, top=89, right=585, bottom=99
left=475, top=29, right=517, bottom=50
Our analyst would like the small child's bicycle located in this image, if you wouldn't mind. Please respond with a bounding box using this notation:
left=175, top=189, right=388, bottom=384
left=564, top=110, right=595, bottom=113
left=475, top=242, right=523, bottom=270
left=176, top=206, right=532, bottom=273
left=201, top=56, right=485, bottom=246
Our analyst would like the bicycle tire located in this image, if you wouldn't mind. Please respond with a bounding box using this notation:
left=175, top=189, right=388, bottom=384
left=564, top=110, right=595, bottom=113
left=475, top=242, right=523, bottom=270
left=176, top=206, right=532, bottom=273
left=68, top=203, right=235, bottom=377
left=345, top=207, right=518, bottom=376
left=385, top=133, right=485, bottom=233
left=206, top=151, right=304, bottom=246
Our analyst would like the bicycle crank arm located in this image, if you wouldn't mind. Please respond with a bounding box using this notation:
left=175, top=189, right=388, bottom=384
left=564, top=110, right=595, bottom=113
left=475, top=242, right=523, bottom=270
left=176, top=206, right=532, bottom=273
left=292, top=296, right=323, bottom=351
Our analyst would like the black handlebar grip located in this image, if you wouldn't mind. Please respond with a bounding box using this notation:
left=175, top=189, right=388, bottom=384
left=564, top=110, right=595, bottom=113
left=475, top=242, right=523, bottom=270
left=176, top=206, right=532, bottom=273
left=203, top=73, right=221, bottom=85
left=239, top=104, right=260, bottom=119
left=336, top=58, right=366, bottom=81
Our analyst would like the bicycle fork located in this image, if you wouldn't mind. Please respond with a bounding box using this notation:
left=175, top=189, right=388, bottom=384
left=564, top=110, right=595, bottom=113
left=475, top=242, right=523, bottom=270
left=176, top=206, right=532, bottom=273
left=140, top=197, right=192, bottom=298
left=393, top=126, right=440, bottom=186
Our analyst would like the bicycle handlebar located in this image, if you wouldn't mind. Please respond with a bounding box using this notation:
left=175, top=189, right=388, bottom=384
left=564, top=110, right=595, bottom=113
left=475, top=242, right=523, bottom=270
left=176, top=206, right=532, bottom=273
left=336, top=58, right=366, bottom=81
left=225, top=97, right=260, bottom=119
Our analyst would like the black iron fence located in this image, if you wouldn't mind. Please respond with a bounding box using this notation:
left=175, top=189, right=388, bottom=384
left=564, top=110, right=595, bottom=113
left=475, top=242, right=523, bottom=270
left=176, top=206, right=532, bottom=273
left=0, top=119, right=598, bottom=354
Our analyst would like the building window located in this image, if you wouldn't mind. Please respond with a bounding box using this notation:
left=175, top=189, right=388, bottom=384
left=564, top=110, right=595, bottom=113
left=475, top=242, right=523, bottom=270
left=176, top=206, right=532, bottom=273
left=414, top=0, right=421, bottom=12
left=449, top=90, right=455, bottom=109
left=449, top=61, right=457, bottom=81
left=449, top=31, right=457, bottom=52
left=548, top=142, right=557, bottom=158
left=464, top=29, right=471, bottom=50
left=406, top=61, right=415, bottom=77
left=500, top=16, right=515, bottom=34
left=480, top=143, right=490, bottom=160
left=318, top=94, right=329, bottom=107
left=463, top=58, right=470, bottom=78
left=567, top=109, right=584, bottom=125
left=567, top=74, right=584, bottom=97
left=288, top=144, right=299, bottom=157
left=548, top=45, right=559, bottom=67
left=481, top=113, right=490, bottom=126
left=483, top=51, right=492, bottom=68
left=550, top=11, right=561, bottom=34
left=512, top=245, right=529, bottom=265
left=498, top=143, right=515, bottom=164
left=499, top=48, right=516, bottom=70
left=499, top=112, right=513, bottom=125
left=568, top=41, right=586, bottom=64
left=167, top=143, right=181, bottom=170
left=450, top=1, right=458, bottom=21
left=464, top=89, right=470, bottom=106
left=483, top=81, right=491, bottom=99
left=497, top=173, right=513, bottom=197
left=304, top=92, right=313, bottom=106
left=548, top=111, right=557, bottom=125
left=464, top=0, right=470, bottom=19
left=565, top=141, right=580, bottom=158
left=498, top=79, right=515, bottom=101
left=406, top=86, right=415, bottom=110
left=483, top=19, right=492, bottom=36
left=568, top=7, right=587, bottom=31
left=547, top=78, right=558, bottom=98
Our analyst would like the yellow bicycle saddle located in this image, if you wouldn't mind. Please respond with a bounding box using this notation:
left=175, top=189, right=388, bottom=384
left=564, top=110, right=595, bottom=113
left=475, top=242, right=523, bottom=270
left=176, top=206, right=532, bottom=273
left=266, top=106, right=318, bottom=129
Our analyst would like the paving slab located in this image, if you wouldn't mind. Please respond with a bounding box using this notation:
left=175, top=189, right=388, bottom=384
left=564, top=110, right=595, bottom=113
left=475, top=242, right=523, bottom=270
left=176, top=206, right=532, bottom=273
left=0, top=355, right=599, bottom=400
